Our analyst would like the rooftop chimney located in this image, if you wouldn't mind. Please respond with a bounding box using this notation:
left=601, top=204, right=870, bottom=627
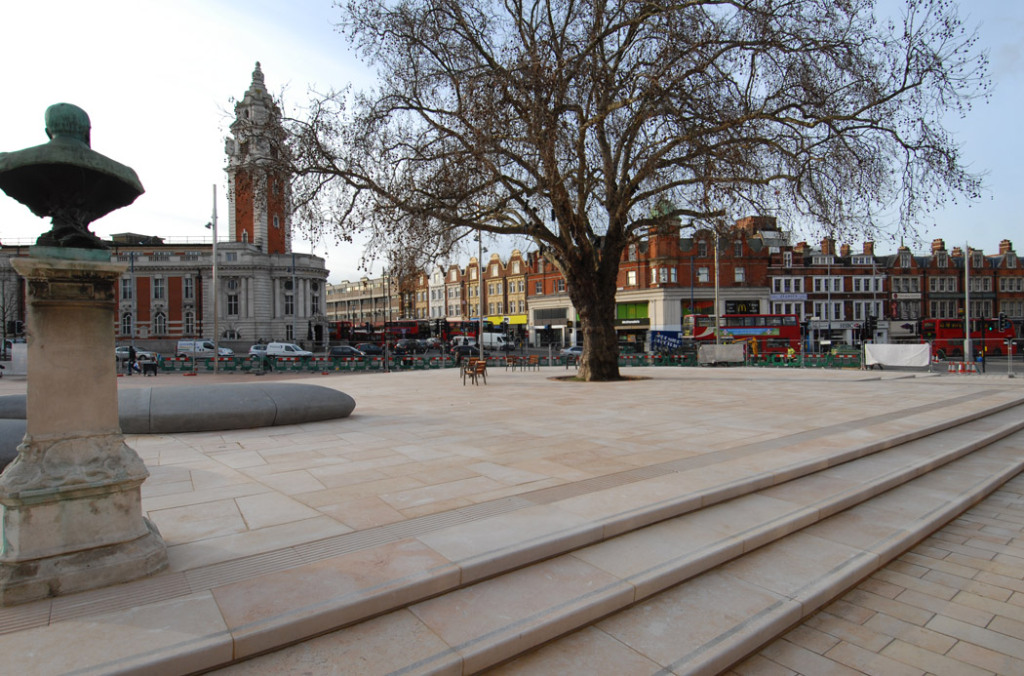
left=1000, top=239, right=1014, bottom=254
left=863, top=242, right=874, bottom=256
left=839, top=244, right=851, bottom=257
left=821, top=237, right=835, bottom=256
left=931, top=238, right=945, bottom=254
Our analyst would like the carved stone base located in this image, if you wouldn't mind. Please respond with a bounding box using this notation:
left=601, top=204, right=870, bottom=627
left=0, top=256, right=168, bottom=605
left=0, top=431, right=168, bottom=605
left=0, top=518, right=167, bottom=606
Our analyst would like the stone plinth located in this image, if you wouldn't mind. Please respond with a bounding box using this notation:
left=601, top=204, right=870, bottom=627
left=0, top=255, right=167, bottom=605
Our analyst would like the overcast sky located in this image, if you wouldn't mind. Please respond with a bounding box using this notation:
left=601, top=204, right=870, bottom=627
left=1, top=0, right=1021, bottom=282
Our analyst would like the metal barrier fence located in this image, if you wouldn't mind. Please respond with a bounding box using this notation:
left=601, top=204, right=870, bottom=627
left=156, top=350, right=867, bottom=374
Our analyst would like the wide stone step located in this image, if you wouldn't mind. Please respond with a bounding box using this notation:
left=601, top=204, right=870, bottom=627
left=203, top=402, right=1024, bottom=675
left=485, top=433, right=1024, bottom=675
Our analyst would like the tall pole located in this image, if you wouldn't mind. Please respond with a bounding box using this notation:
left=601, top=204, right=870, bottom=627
left=713, top=228, right=721, bottom=345
left=827, top=249, right=831, bottom=347
left=130, top=251, right=136, bottom=352
left=291, top=251, right=298, bottom=345
left=964, top=241, right=972, bottom=360
left=478, top=235, right=484, bottom=359
left=211, top=185, right=219, bottom=373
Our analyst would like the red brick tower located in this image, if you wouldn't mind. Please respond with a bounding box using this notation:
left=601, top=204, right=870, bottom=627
left=225, top=62, right=290, bottom=255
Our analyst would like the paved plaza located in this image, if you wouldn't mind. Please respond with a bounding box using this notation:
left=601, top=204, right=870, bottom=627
left=0, top=365, right=1022, bottom=674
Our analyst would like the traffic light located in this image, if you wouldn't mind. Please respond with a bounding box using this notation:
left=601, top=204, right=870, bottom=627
left=999, top=312, right=1009, bottom=331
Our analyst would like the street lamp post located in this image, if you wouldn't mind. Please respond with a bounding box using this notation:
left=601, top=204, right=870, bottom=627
left=204, top=185, right=219, bottom=373
left=478, top=234, right=485, bottom=360
left=964, top=242, right=973, bottom=360
left=713, top=227, right=721, bottom=345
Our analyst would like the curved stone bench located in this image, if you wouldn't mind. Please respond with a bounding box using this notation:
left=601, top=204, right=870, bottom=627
left=0, top=383, right=356, bottom=469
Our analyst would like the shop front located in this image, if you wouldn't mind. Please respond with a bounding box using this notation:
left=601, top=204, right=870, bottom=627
left=617, top=318, right=650, bottom=353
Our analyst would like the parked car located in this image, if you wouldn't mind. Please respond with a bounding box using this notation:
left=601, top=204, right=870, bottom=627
left=423, top=337, right=442, bottom=350
left=560, top=345, right=583, bottom=357
left=176, top=339, right=233, bottom=358
left=355, top=342, right=384, bottom=356
left=393, top=339, right=423, bottom=355
left=328, top=345, right=366, bottom=358
left=449, top=335, right=477, bottom=349
left=115, top=346, right=158, bottom=363
left=249, top=344, right=268, bottom=358
left=264, top=342, right=313, bottom=358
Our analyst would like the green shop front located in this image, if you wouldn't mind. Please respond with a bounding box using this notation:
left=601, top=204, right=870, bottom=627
left=616, top=302, right=650, bottom=353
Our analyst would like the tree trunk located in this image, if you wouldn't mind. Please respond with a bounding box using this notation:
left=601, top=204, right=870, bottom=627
left=567, top=259, right=622, bottom=381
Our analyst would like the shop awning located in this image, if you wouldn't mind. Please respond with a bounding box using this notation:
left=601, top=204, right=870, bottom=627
left=487, top=315, right=528, bottom=326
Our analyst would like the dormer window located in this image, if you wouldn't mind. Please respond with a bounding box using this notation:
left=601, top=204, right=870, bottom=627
left=1008, top=252, right=1017, bottom=268
left=900, top=252, right=911, bottom=268
left=937, top=252, right=948, bottom=268
left=972, top=252, right=983, bottom=268
left=783, top=251, right=793, bottom=268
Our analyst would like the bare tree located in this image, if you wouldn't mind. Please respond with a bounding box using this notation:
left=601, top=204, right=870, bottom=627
left=282, top=0, right=987, bottom=380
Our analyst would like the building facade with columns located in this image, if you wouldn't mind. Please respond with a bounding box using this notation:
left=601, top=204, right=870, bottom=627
left=0, top=63, right=328, bottom=354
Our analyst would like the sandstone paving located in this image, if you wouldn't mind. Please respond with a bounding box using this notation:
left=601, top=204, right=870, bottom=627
left=0, top=367, right=1022, bottom=674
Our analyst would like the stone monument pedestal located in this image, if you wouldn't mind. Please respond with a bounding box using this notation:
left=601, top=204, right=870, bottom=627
left=0, top=254, right=167, bottom=605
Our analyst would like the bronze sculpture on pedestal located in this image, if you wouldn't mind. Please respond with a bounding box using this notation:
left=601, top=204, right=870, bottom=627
left=0, top=103, right=144, bottom=249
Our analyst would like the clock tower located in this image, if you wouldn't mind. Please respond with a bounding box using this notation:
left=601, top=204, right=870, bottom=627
left=225, top=62, right=290, bottom=255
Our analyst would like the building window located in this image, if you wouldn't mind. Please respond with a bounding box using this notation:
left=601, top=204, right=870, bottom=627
left=184, top=277, right=194, bottom=300
left=734, top=241, right=742, bottom=257
left=286, top=324, right=294, bottom=340
left=697, top=267, right=710, bottom=283
left=900, top=252, right=912, bottom=268
left=227, top=294, right=239, bottom=317
left=936, top=252, right=947, bottom=268
left=184, top=310, right=195, bottom=335
left=535, top=281, right=543, bottom=294
left=153, top=311, right=167, bottom=335
left=121, top=278, right=133, bottom=301
left=225, top=252, right=238, bottom=262
left=153, top=277, right=165, bottom=300
left=735, top=267, right=745, bottom=283
left=628, top=244, right=637, bottom=261
left=121, top=312, right=133, bottom=337
left=285, top=294, right=294, bottom=316
left=557, top=280, right=566, bottom=292
left=783, top=251, right=793, bottom=268
left=698, top=241, right=708, bottom=257
left=627, top=270, right=637, bottom=286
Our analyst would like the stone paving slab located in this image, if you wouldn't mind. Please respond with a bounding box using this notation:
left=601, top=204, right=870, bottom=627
left=0, top=366, right=1020, bottom=674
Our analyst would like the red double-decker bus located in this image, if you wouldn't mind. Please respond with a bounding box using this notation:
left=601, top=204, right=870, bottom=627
left=328, top=320, right=354, bottom=342
left=683, top=314, right=801, bottom=355
left=920, top=318, right=1017, bottom=358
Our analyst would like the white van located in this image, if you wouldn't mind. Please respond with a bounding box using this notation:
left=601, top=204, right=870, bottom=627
left=481, top=333, right=513, bottom=351
left=176, top=339, right=234, bottom=358
left=264, top=342, right=313, bottom=358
